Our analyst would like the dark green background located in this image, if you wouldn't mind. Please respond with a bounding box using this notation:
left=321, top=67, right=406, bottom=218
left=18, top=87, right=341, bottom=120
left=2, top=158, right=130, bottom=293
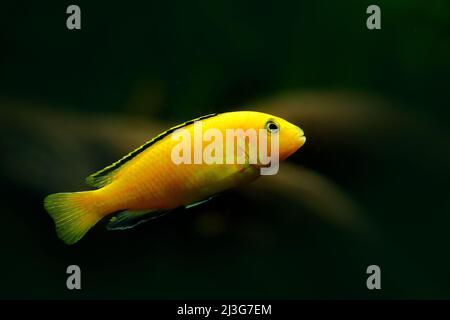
left=0, top=0, right=449, bottom=299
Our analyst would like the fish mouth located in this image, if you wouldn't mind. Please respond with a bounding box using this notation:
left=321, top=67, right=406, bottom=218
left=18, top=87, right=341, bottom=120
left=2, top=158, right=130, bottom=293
left=297, top=127, right=306, bottom=147
left=299, top=135, right=306, bottom=147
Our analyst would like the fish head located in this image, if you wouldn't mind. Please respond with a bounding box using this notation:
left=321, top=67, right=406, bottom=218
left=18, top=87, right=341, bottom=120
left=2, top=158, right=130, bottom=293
left=258, top=113, right=306, bottom=161
left=230, top=111, right=305, bottom=162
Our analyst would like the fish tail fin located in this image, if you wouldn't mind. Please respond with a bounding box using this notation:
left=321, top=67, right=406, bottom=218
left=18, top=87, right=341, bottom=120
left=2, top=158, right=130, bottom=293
left=44, top=191, right=103, bottom=245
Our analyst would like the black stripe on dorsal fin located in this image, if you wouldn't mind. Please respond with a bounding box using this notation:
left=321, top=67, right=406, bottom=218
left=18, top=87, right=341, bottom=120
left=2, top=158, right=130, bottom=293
left=85, top=113, right=218, bottom=188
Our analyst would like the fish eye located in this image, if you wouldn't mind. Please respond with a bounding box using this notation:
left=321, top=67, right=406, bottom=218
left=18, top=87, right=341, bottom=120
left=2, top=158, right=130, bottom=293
left=265, top=120, right=279, bottom=134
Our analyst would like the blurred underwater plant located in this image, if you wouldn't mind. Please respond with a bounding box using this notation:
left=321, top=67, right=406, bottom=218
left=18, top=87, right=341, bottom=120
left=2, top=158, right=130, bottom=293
left=1, top=89, right=448, bottom=240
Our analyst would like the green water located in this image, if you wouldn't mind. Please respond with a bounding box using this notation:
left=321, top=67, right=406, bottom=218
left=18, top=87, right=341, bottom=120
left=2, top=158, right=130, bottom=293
left=0, top=0, right=449, bottom=299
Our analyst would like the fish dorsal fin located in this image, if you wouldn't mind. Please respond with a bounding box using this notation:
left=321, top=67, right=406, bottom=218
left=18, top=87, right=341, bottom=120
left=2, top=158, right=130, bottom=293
left=85, top=113, right=218, bottom=188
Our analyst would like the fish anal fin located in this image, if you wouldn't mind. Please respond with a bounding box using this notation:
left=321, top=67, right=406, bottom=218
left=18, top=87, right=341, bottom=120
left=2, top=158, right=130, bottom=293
left=106, top=209, right=169, bottom=231
left=185, top=196, right=216, bottom=209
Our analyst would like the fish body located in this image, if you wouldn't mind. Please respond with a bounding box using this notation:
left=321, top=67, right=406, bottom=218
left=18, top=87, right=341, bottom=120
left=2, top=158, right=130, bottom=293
left=44, top=111, right=305, bottom=244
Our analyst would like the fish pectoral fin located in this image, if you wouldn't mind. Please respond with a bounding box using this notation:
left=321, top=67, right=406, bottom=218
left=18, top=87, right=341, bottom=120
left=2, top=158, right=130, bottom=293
left=106, top=209, right=169, bottom=231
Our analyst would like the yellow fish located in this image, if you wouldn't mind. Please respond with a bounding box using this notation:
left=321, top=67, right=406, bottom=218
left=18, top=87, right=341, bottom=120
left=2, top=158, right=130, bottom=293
left=44, top=111, right=306, bottom=244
